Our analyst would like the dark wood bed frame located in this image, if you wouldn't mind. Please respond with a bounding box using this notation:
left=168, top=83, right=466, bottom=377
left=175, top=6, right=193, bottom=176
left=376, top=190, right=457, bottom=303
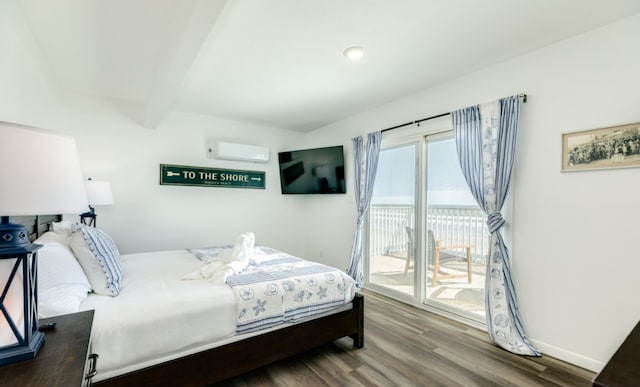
left=16, top=214, right=365, bottom=386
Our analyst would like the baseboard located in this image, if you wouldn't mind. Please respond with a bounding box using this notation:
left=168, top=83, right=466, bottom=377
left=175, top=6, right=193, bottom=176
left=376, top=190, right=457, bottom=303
left=529, top=338, right=604, bottom=373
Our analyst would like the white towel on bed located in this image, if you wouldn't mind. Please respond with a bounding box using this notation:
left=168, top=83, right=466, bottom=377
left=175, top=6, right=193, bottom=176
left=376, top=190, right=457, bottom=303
left=183, top=232, right=254, bottom=284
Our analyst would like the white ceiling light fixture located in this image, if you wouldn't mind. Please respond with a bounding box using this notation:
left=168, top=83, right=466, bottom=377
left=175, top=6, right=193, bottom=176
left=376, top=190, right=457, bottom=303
left=343, top=46, right=365, bottom=60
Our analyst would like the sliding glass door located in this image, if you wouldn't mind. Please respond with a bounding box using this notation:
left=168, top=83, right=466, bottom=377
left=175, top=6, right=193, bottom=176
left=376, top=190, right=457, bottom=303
left=367, top=143, right=417, bottom=297
left=366, top=130, right=487, bottom=323
left=424, top=133, right=486, bottom=322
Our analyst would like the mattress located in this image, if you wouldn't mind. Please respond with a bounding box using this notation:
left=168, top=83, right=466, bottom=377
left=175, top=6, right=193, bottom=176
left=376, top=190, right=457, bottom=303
left=79, top=249, right=237, bottom=381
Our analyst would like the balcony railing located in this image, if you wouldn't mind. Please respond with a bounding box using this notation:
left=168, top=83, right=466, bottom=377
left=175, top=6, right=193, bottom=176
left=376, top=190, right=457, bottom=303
left=369, top=204, right=489, bottom=263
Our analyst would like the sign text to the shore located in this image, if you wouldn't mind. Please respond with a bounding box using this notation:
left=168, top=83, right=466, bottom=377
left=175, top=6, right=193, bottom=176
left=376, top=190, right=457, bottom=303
left=160, top=164, right=265, bottom=189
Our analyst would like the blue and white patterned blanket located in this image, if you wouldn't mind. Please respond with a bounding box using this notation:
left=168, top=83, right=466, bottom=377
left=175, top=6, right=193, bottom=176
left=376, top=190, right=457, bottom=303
left=189, top=246, right=355, bottom=333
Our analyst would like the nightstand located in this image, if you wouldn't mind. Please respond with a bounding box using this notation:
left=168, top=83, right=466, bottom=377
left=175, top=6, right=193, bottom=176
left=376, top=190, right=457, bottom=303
left=0, top=310, right=96, bottom=386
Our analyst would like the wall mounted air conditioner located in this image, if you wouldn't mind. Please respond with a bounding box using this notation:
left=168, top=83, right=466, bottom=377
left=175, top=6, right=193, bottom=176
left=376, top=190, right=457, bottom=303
left=208, top=141, right=270, bottom=163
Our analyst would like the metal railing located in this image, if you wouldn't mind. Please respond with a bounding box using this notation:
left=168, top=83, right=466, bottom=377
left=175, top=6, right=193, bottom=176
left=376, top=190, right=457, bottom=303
left=369, top=204, right=489, bottom=263
left=369, top=205, right=414, bottom=256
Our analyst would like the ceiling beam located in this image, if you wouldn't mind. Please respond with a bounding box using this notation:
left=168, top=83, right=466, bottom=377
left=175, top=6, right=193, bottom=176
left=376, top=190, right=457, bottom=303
left=143, top=0, right=228, bottom=129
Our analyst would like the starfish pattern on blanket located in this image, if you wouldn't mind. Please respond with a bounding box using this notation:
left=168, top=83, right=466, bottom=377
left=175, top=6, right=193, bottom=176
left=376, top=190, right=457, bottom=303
left=316, top=286, right=327, bottom=299
left=190, top=242, right=357, bottom=335
left=253, top=299, right=267, bottom=316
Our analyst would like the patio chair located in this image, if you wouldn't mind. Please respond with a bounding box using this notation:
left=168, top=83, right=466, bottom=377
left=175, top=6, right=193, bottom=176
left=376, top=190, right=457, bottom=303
left=427, top=229, right=472, bottom=286
left=404, top=227, right=473, bottom=286
left=404, top=226, right=415, bottom=275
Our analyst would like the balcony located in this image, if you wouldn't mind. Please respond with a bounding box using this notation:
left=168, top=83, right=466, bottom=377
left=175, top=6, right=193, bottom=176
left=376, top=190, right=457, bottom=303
left=369, top=204, right=488, bottom=317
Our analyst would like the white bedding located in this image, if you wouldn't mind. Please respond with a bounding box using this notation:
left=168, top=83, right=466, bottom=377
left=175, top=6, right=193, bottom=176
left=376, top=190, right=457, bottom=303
left=78, top=248, right=356, bottom=382
left=79, top=249, right=237, bottom=381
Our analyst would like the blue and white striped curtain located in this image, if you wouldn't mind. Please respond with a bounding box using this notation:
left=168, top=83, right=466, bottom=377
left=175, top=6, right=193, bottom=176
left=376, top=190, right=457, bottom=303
left=346, top=131, right=382, bottom=288
left=452, top=95, right=540, bottom=356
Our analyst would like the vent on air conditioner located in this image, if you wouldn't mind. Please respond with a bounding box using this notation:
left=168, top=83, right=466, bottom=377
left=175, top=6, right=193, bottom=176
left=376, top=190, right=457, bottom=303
left=208, top=141, right=270, bottom=163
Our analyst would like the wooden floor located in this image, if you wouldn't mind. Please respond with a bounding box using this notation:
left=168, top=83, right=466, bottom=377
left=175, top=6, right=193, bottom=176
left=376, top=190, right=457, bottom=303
left=214, top=290, right=595, bottom=386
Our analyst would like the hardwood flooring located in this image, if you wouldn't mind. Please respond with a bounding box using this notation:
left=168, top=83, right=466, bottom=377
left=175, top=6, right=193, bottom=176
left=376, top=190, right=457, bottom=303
left=214, top=290, right=595, bottom=386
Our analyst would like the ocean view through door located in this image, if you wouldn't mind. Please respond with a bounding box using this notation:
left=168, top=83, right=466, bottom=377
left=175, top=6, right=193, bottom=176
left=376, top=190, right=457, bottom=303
left=367, top=132, right=487, bottom=323
left=368, top=143, right=417, bottom=297
left=425, top=133, right=487, bottom=322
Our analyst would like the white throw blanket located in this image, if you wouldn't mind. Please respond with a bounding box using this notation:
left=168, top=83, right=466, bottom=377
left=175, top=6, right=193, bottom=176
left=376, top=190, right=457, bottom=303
left=183, top=232, right=254, bottom=284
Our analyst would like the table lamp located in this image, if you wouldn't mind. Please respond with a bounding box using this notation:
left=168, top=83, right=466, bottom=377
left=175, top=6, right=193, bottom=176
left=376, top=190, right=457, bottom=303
left=0, top=122, right=88, bottom=365
left=80, top=178, right=114, bottom=227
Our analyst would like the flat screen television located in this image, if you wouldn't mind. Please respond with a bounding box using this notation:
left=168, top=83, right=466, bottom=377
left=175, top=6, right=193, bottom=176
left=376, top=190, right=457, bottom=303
left=278, top=145, right=346, bottom=194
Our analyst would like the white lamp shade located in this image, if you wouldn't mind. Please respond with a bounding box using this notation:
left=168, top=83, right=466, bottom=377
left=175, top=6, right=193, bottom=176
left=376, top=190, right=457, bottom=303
left=0, top=122, right=88, bottom=215
left=85, top=180, right=114, bottom=206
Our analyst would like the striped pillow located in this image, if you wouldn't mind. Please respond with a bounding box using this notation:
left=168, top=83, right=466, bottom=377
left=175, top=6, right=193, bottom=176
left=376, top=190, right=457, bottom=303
left=68, top=224, right=123, bottom=296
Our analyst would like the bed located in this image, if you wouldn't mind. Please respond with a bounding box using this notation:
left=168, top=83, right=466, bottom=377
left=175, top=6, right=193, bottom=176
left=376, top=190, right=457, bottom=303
left=16, top=215, right=364, bottom=386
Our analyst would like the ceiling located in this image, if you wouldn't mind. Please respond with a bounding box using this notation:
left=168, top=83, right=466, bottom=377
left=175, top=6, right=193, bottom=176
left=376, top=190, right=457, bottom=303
left=16, top=0, right=640, bottom=132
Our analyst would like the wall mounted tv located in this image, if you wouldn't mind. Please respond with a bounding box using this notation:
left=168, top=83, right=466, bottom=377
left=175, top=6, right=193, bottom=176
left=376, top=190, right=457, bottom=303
left=278, top=145, right=346, bottom=195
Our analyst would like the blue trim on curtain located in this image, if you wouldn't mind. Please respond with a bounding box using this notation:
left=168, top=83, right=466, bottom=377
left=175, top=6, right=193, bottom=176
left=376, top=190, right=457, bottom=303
left=452, top=95, right=540, bottom=356
left=346, top=131, right=382, bottom=288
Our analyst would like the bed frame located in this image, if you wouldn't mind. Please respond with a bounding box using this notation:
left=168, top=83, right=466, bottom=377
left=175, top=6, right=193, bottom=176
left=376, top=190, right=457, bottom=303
left=16, top=215, right=365, bottom=386
left=99, top=295, right=363, bottom=386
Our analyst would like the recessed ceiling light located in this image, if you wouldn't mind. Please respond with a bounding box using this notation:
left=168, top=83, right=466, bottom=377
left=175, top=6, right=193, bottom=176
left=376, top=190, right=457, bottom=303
left=343, top=46, right=365, bottom=60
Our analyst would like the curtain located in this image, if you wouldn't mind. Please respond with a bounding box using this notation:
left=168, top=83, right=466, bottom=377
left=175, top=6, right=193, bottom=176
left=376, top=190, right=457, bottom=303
left=452, top=95, right=540, bottom=356
left=346, top=131, right=382, bottom=288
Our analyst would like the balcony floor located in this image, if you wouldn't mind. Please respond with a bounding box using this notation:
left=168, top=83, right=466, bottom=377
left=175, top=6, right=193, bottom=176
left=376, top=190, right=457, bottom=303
left=370, top=253, right=486, bottom=318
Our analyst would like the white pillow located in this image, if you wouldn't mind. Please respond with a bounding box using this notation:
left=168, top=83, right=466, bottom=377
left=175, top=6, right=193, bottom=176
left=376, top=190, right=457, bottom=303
left=68, top=224, right=123, bottom=296
left=35, top=230, right=69, bottom=246
left=35, top=233, right=92, bottom=318
left=51, top=220, right=76, bottom=237
left=39, top=285, right=93, bottom=318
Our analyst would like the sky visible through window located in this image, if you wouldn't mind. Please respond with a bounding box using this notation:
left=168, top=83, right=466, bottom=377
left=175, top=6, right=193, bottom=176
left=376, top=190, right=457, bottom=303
left=372, top=139, right=476, bottom=206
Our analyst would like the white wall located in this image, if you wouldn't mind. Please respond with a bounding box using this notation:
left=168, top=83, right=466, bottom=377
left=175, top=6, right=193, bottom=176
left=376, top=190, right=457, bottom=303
left=57, top=96, right=308, bottom=256
left=303, top=14, right=640, bottom=371
left=0, top=0, right=66, bottom=127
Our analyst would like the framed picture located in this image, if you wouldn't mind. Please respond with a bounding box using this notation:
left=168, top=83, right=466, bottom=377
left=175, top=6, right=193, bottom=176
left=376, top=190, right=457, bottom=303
left=562, top=122, right=640, bottom=172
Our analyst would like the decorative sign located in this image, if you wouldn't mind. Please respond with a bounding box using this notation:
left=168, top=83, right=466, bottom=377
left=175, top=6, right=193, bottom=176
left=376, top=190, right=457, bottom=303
left=160, top=164, right=265, bottom=189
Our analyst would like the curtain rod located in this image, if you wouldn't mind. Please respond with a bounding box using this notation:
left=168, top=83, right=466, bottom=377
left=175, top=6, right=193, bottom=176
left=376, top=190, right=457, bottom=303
left=381, top=93, right=527, bottom=134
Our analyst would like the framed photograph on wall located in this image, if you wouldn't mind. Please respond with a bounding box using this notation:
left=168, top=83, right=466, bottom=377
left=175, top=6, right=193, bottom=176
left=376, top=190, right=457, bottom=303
left=562, top=122, right=640, bottom=172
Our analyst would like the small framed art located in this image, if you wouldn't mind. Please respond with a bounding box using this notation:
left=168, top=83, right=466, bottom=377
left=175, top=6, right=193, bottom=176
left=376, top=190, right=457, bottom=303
left=562, top=122, right=640, bottom=172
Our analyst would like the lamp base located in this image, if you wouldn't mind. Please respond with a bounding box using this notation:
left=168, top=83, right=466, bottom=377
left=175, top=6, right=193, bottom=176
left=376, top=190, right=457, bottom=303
left=0, top=216, right=30, bottom=249
left=79, top=213, right=96, bottom=227
left=0, top=227, right=45, bottom=365
left=0, top=330, right=44, bottom=366
left=79, top=205, right=96, bottom=217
